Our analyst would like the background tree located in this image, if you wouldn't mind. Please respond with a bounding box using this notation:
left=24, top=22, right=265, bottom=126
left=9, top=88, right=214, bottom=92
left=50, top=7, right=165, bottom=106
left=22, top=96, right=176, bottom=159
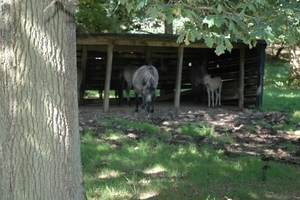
left=76, top=0, right=166, bottom=33
left=0, top=0, right=86, bottom=199
left=76, top=0, right=123, bottom=32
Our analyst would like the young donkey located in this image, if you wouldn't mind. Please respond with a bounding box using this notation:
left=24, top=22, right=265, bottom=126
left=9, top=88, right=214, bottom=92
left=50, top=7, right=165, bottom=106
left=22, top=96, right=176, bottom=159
left=203, top=74, right=222, bottom=107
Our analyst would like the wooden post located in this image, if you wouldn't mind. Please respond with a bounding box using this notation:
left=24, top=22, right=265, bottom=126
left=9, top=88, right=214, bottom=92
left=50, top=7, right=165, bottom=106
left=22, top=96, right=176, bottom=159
left=146, top=46, right=151, bottom=65
left=174, top=46, right=184, bottom=109
left=239, top=48, right=245, bottom=109
left=79, top=45, right=87, bottom=104
left=257, top=43, right=266, bottom=107
left=103, top=44, right=114, bottom=112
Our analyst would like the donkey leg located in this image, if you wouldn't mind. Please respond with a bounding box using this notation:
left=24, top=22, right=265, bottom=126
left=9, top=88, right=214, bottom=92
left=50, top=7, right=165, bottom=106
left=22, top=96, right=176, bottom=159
left=118, top=78, right=124, bottom=106
left=211, top=89, right=215, bottom=107
left=207, top=89, right=211, bottom=107
left=150, top=102, right=154, bottom=113
left=146, top=102, right=150, bottom=112
left=126, top=87, right=131, bottom=106
left=214, top=90, right=219, bottom=106
left=135, top=93, right=139, bottom=112
left=98, top=89, right=102, bottom=99
left=218, top=87, right=222, bottom=106
left=141, top=95, right=146, bottom=109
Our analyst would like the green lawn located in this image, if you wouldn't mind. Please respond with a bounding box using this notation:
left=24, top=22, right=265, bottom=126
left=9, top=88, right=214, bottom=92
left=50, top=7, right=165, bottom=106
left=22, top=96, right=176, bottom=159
left=81, top=118, right=300, bottom=200
left=81, top=59, right=300, bottom=200
left=262, top=60, right=300, bottom=128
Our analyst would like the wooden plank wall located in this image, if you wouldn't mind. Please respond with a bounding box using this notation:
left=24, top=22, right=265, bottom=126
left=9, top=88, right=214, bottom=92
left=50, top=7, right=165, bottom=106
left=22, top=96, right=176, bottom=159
left=76, top=44, right=262, bottom=108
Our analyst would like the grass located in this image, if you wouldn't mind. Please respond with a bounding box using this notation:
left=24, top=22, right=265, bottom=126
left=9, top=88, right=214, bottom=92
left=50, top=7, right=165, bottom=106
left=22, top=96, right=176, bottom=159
left=81, top=58, right=300, bottom=199
left=262, top=59, right=300, bottom=132
left=81, top=123, right=300, bottom=200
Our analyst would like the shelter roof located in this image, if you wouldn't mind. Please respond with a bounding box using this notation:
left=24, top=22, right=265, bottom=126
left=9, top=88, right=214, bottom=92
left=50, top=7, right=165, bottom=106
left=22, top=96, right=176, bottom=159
left=76, top=33, right=266, bottom=49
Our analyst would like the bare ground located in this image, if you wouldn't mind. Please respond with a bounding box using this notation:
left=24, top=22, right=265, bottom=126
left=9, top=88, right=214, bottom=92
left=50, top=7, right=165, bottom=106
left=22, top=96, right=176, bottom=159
left=79, top=102, right=300, bottom=166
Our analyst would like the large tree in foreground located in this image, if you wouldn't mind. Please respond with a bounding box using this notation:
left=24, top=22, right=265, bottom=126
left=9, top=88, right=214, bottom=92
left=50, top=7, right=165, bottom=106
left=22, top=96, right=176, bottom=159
left=0, top=0, right=86, bottom=199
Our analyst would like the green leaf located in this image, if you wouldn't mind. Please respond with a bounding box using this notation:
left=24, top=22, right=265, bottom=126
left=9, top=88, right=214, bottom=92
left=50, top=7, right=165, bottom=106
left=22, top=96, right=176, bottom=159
left=118, top=0, right=126, bottom=5
left=126, top=3, right=133, bottom=12
left=217, top=4, right=222, bottom=13
left=148, top=6, right=157, bottom=19
left=177, top=34, right=185, bottom=43
left=214, top=15, right=224, bottom=27
left=188, top=31, right=196, bottom=42
left=224, top=38, right=233, bottom=52
left=204, top=36, right=214, bottom=48
left=232, top=15, right=246, bottom=30
left=240, top=9, right=245, bottom=19
left=136, top=1, right=145, bottom=10
left=252, top=39, right=257, bottom=48
left=203, top=16, right=215, bottom=28
left=248, top=4, right=256, bottom=12
left=229, top=22, right=240, bottom=39
left=166, top=13, right=174, bottom=23
left=215, top=44, right=226, bottom=55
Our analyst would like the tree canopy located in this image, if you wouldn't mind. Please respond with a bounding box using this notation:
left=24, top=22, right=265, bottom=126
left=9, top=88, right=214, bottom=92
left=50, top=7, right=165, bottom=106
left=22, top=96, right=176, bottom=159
left=76, top=0, right=300, bottom=84
left=119, top=0, right=300, bottom=55
left=77, top=0, right=300, bottom=55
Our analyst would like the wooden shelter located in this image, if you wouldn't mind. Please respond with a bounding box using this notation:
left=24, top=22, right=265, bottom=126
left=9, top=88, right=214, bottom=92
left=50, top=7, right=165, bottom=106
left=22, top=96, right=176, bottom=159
left=76, top=33, right=266, bottom=112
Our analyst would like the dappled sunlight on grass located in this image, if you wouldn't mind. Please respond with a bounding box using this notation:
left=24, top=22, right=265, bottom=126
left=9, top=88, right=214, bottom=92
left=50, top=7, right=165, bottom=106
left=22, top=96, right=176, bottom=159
left=263, top=60, right=300, bottom=120
left=81, top=118, right=300, bottom=200
left=139, top=191, right=159, bottom=199
left=181, top=124, right=214, bottom=137
left=264, top=61, right=290, bottom=87
left=263, top=86, right=300, bottom=113
left=143, top=165, right=166, bottom=175
left=97, top=170, right=120, bottom=179
left=291, top=111, right=300, bottom=125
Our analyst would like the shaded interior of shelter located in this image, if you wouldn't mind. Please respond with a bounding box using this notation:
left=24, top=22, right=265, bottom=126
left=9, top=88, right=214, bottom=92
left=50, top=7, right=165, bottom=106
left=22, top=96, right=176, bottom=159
left=77, top=36, right=265, bottom=109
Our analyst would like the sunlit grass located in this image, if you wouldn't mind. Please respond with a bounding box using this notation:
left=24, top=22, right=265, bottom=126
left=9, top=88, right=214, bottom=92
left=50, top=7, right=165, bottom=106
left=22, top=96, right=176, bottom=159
left=264, top=60, right=290, bottom=87
left=262, top=60, right=300, bottom=132
left=181, top=124, right=214, bottom=137
left=263, top=86, right=300, bottom=112
left=290, top=111, right=300, bottom=124
left=81, top=124, right=300, bottom=200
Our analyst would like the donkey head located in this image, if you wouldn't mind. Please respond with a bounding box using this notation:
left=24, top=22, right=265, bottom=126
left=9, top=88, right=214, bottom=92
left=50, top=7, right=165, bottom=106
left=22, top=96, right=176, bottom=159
left=203, top=74, right=211, bottom=85
left=143, top=77, right=157, bottom=102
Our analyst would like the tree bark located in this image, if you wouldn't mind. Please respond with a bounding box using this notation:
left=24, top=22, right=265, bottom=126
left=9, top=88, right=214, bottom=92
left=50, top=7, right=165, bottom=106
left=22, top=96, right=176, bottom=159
left=273, top=46, right=284, bottom=60
left=0, top=1, right=86, bottom=199
left=163, top=0, right=173, bottom=34
left=289, top=45, right=300, bottom=86
left=164, top=20, right=173, bottom=34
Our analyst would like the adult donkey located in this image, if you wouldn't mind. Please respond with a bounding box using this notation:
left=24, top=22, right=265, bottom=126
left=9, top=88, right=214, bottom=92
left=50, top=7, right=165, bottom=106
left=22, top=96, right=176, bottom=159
left=203, top=74, right=222, bottom=107
left=118, top=65, right=139, bottom=106
left=132, top=65, right=159, bottom=113
left=190, top=61, right=208, bottom=102
left=118, top=60, right=167, bottom=107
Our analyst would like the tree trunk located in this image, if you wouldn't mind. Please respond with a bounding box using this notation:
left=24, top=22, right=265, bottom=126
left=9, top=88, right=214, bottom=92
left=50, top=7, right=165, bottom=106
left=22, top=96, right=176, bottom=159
left=164, top=20, right=173, bottom=34
left=163, top=0, right=173, bottom=34
left=289, top=45, right=300, bottom=86
left=0, top=1, right=86, bottom=199
left=273, top=46, right=284, bottom=60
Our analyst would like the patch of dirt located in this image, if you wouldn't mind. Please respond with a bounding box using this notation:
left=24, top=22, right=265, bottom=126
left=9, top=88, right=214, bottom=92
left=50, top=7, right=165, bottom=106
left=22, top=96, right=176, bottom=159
left=79, top=102, right=300, bottom=166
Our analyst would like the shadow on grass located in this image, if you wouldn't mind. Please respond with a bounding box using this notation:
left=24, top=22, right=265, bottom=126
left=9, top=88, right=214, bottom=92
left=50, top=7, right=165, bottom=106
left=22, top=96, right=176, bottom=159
left=81, top=122, right=300, bottom=200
